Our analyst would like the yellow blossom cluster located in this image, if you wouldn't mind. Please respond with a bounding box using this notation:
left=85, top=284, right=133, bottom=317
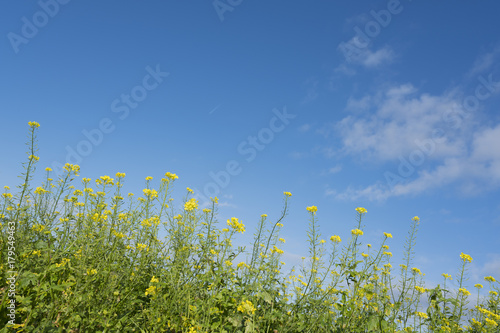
left=306, top=206, right=318, bottom=213
left=184, top=198, right=198, bottom=212
left=351, top=229, right=363, bottom=236
left=460, top=252, right=473, bottom=263
left=330, top=235, right=341, bottom=243
left=227, top=217, right=245, bottom=233
left=237, top=300, right=256, bottom=315
left=356, top=207, right=367, bottom=214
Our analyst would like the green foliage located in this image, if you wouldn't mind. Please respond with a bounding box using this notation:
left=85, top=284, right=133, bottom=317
left=0, top=123, right=499, bottom=332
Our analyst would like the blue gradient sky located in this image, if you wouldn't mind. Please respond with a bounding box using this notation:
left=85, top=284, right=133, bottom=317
left=2, top=1, right=500, bottom=290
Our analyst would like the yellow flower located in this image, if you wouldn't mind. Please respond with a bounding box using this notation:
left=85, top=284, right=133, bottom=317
left=412, top=267, right=422, bottom=275
left=382, top=245, right=389, bottom=250
left=145, top=189, right=159, bottom=200
left=284, top=191, right=292, bottom=197
left=237, top=300, right=256, bottom=315
left=115, top=172, right=126, bottom=178
left=384, top=232, right=393, bottom=238
left=145, top=176, right=153, bottom=181
left=474, top=284, right=483, bottom=289
left=28, top=121, right=40, bottom=128
left=186, top=187, right=194, bottom=193
left=442, top=273, right=452, bottom=280
left=227, top=217, right=245, bottom=233
left=362, top=253, right=368, bottom=258
left=261, top=214, right=267, bottom=218
left=412, top=216, right=420, bottom=222
left=485, top=317, right=498, bottom=327
left=87, top=268, right=97, bottom=275
left=460, top=252, right=473, bottom=263
left=383, top=251, right=392, bottom=257
left=320, top=239, right=326, bottom=244
left=351, top=229, right=363, bottom=236
left=164, top=172, right=178, bottom=180
left=415, top=312, right=428, bottom=319
left=330, top=235, right=341, bottom=243
left=237, top=262, right=249, bottom=269
left=278, top=238, right=286, bottom=243
left=484, top=276, right=496, bottom=282
left=184, top=198, right=198, bottom=211
left=459, top=287, right=471, bottom=296
left=45, top=167, right=52, bottom=172
left=224, top=260, right=232, bottom=266
left=202, top=208, right=211, bottom=213
left=306, top=206, right=318, bottom=213
left=355, top=207, right=367, bottom=214
left=271, top=246, right=284, bottom=254
left=415, top=286, right=426, bottom=293
left=145, top=285, right=157, bottom=296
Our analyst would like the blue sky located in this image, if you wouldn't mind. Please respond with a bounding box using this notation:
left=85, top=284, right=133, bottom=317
left=2, top=1, right=500, bottom=290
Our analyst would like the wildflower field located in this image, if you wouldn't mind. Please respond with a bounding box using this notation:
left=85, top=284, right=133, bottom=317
left=1, top=122, right=499, bottom=332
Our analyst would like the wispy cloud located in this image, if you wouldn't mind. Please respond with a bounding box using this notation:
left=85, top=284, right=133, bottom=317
left=329, top=66, right=500, bottom=201
left=298, top=124, right=311, bottom=133
left=337, top=38, right=395, bottom=70
left=466, top=46, right=500, bottom=78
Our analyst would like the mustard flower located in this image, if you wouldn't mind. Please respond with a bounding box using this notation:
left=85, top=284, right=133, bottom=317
left=355, top=207, right=367, bottom=214
left=330, top=235, right=341, bottom=243
left=227, top=217, right=245, bottom=233
left=384, top=232, right=393, bottom=238
left=415, top=286, right=426, bottom=293
left=351, top=229, right=363, bottom=236
left=459, top=288, right=471, bottom=296
left=164, top=172, right=178, bottom=180
left=460, top=252, right=473, bottom=263
left=415, top=312, right=428, bottom=319
left=442, top=273, right=452, bottom=280
left=484, top=276, right=496, bottom=282
left=145, top=285, right=157, bottom=296
left=306, top=206, right=318, bottom=213
left=284, top=191, right=292, bottom=197
left=237, top=300, right=256, bottom=315
left=28, top=121, right=40, bottom=128
left=184, top=198, right=198, bottom=211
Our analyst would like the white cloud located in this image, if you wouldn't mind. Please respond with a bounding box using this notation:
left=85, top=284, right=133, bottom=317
left=298, top=124, right=311, bottom=132
left=467, top=46, right=500, bottom=78
left=337, top=84, right=466, bottom=161
left=337, top=38, right=395, bottom=69
left=331, top=82, right=500, bottom=201
left=328, top=165, right=342, bottom=174
left=362, top=47, right=395, bottom=67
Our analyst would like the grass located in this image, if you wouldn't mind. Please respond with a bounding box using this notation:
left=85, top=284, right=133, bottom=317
left=0, top=122, right=499, bottom=332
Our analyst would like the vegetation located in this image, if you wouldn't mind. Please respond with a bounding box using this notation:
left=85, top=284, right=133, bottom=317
left=1, top=122, right=499, bottom=332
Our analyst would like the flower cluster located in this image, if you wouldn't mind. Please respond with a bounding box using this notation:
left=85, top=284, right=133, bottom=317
left=227, top=217, right=245, bottom=233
